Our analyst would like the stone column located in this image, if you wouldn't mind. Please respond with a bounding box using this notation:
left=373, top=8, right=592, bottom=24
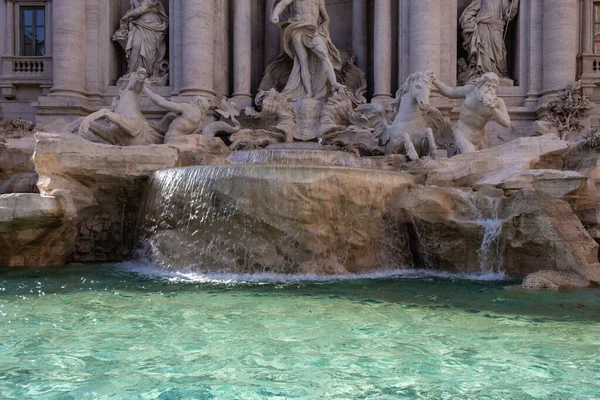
left=582, top=0, right=593, bottom=54
left=372, top=0, right=393, bottom=103
left=352, top=0, right=368, bottom=74
left=5, top=0, right=15, bottom=55
left=232, top=0, right=252, bottom=107
left=50, top=0, right=87, bottom=97
left=264, top=0, right=280, bottom=68
left=409, top=0, right=441, bottom=75
left=181, top=0, right=215, bottom=97
left=45, top=1, right=53, bottom=55
left=542, top=0, right=578, bottom=93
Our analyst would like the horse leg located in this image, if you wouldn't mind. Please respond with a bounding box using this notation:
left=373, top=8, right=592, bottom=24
left=88, top=121, right=120, bottom=145
left=425, top=128, right=437, bottom=159
left=401, top=132, right=419, bottom=161
left=78, top=109, right=110, bottom=136
left=102, top=111, right=139, bottom=137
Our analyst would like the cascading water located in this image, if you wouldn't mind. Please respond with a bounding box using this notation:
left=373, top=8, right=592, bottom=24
left=138, top=164, right=417, bottom=275
left=460, top=193, right=505, bottom=276
left=475, top=197, right=504, bottom=275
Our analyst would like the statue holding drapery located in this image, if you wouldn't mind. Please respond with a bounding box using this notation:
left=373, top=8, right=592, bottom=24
left=113, top=0, right=169, bottom=85
left=271, top=0, right=343, bottom=102
left=459, top=0, right=519, bottom=84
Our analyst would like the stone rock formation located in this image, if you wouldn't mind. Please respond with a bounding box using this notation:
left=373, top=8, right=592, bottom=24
left=0, top=131, right=231, bottom=267
left=0, top=194, right=69, bottom=267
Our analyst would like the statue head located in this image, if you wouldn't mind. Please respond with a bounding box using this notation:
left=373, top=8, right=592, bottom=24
left=135, top=67, right=148, bottom=82
left=473, top=72, right=499, bottom=107
left=191, top=96, right=210, bottom=112
left=392, top=70, right=435, bottom=112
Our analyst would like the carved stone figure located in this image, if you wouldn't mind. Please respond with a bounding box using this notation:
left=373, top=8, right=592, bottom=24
left=271, top=0, right=343, bottom=101
left=144, top=87, right=210, bottom=142
left=78, top=68, right=164, bottom=146
left=356, top=71, right=452, bottom=160
left=113, top=0, right=169, bottom=85
left=433, top=72, right=511, bottom=155
left=460, top=0, right=519, bottom=83
left=545, top=81, right=594, bottom=140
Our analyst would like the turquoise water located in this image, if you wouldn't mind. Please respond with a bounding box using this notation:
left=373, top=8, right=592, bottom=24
left=0, top=264, right=599, bottom=399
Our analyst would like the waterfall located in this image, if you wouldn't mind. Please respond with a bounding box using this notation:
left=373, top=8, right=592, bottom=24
left=138, top=165, right=416, bottom=275
left=474, top=197, right=504, bottom=275
left=459, top=193, right=505, bottom=275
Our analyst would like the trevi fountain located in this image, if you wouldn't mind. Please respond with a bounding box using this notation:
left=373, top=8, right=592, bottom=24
left=0, top=0, right=599, bottom=398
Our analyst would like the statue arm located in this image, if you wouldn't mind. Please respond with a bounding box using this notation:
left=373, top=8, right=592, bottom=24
left=503, top=0, right=519, bottom=22
left=492, top=98, right=511, bottom=128
left=433, top=78, right=471, bottom=99
left=459, top=1, right=480, bottom=30
left=122, top=3, right=152, bottom=20
left=143, top=87, right=185, bottom=114
left=272, top=0, right=294, bottom=23
left=319, top=0, right=331, bottom=27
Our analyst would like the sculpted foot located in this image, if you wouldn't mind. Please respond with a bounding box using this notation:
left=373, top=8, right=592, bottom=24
left=332, top=82, right=343, bottom=92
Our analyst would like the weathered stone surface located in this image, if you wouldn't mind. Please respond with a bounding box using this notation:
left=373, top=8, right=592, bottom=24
left=522, top=270, right=595, bottom=290
left=167, top=134, right=231, bottom=167
left=496, top=169, right=586, bottom=199
left=16, top=132, right=228, bottom=266
left=0, top=136, right=35, bottom=181
left=394, top=186, right=502, bottom=273
left=503, top=190, right=600, bottom=287
left=0, top=172, right=39, bottom=194
left=141, top=165, right=418, bottom=274
left=227, top=148, right=389, bottom=169
left=0, top=194, right=72, bottom=267
left=414, top=135, right=568, bottom=187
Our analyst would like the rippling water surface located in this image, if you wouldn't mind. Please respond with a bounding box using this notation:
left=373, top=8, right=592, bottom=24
left=0, top=263, right=599, bottom=399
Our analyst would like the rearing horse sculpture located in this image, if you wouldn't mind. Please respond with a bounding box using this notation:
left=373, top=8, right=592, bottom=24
left=357, top=70, right=452, bottom=160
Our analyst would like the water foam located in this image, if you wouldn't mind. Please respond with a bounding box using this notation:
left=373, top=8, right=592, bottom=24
left=118, top=261, right=509, bottom=284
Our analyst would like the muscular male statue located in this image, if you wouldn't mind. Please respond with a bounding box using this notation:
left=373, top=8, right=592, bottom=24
left=143, top=87, right=210, bottom=143
left=271, top=0, right=343, bottom=101
left=433, top=72, right=511, bottom=155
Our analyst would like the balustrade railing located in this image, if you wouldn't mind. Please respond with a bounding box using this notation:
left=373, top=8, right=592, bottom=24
left=0, top=56, right=53, bottom=82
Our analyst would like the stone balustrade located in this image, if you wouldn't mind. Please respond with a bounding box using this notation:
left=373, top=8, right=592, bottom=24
left=0, top=56, right=53, bottom=99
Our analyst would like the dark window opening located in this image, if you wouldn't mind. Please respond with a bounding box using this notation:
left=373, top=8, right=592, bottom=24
left=21, top=6, right=45, bottom=56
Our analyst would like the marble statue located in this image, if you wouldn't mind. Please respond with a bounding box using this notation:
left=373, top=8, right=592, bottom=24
left=433, top=72, right=511, bottom=155
left=460, top=0, right=519, bottom=83
left=356, top=70, right=451, bottom=160
left=144, top=87, right=210, bottom=143
left=78, top=68, right=164, bottom=146
left=271, top=0, right=343, bottom=101
left=113, top=0, right=169, bottom=85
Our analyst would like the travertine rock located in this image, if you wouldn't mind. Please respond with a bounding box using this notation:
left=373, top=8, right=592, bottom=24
left=503, top=190, right=600, bottom=287
left=0, top=136, right=35, bottom=181
left=141, top=166, right=418, bottom=274
left=0, top=172, right=39, bottom=194
left=0, top=194, right=72, bottom=267
left=20, top=131, right=229, bottom=265
left=522, top=270, right=595, bottom=290
left=167, top=134, right=231, bottom=166
left=416, top=134, right=568, bottom=187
